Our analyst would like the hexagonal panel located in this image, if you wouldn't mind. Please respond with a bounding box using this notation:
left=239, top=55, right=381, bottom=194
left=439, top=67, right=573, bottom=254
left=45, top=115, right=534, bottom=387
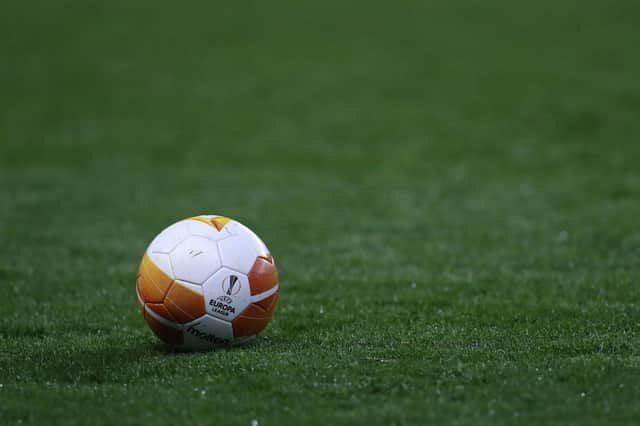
left=218, top=233, right=263, bottom=275
left=202, top=268, right=251, bottom=321
left=148, top=220, right=190, bottom=254
left=183, top=314, right=233, bottom=349
left=169, top=236, right=221, bottom=284
left=225, top=221, right=270, bottom=258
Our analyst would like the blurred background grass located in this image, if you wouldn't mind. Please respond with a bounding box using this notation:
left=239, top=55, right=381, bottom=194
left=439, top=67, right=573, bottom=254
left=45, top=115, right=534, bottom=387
left=1, top=0, right=639, bottom=425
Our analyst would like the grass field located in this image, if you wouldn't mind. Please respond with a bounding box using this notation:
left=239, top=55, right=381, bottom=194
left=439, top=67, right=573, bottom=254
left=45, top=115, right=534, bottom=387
left=1, top=0, right=640, bottom=425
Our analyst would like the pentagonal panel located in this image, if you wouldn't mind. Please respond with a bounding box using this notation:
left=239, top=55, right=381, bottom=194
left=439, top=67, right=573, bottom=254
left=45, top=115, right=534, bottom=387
left=170, top=236, right=221, bottom=284
left=202, top=268, right=251, bottom=321
left=186, top=218, right=231, bottom=241
left=183, top=314, right=234, bottom=349
left=148, top=220, right=190, bottom=254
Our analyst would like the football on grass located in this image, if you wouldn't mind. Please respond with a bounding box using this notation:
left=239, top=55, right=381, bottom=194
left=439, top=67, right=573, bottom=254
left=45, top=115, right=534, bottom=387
left=135, top=215, right=279, bottom=350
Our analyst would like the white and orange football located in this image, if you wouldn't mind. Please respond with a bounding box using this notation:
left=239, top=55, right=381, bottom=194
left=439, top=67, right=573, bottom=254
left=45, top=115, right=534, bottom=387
left=135, top=215, right=279, bottom=350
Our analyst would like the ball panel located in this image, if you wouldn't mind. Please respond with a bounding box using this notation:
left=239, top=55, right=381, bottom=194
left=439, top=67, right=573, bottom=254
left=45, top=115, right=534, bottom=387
left=202, top=268, right=251, bottom=321
left=248, top=255, right=278, bottom=296
left=225, top=221, right=270, bottom=257
left=144, top=309, right=184, bottom=346
left=254, top=291, right=279, bottom=311
left=186, top=218, right=231, bottom=241
left=146, top=251, right=173, bottom=278
left=231, top=292, right=279, bottom=337
left=211, top=216, right=231, bottom=231
left=164, top=282, right=206, bottom=324
left=174, top=279, right=203, bottom=294
left=146, top=302, right=177, bottom=322
left=135, top=288, right=144, bottom=315
left=218, top=233, right=261, bottom=274
left=137, top=253, right=174, bottom=303
left=169, top=236, right=221, bottom=284
left=148, top=220, right=190, bottom=254
left=190, top=215, right=231, bottom=232
left=183, top=314, right=234, bottom=349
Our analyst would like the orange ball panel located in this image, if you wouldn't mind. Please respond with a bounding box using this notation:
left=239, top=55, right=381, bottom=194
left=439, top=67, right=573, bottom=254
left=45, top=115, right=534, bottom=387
left=143, top=310, right=183, bottom=346
left=146, top=303, right=178, bottom=322
left=248, top=255, right=278, bottom=296
left=164, top=282, right=206, bottom=324
left=232, top=292, right=279, bottom=337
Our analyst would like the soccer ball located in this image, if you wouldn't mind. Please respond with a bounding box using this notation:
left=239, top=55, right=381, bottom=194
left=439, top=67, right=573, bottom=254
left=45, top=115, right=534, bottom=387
left=135, top=215, right=279, bottom=350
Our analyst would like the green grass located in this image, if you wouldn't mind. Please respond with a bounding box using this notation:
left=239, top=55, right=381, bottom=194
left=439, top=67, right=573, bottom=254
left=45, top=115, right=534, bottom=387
left=1, top=0, right=640, bottom=424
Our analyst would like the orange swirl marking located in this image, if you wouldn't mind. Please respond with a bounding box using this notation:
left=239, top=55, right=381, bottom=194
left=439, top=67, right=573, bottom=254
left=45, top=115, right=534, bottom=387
left=136, top=253, right=173, bottom=303
left=164, top=282, right=206, bottom=323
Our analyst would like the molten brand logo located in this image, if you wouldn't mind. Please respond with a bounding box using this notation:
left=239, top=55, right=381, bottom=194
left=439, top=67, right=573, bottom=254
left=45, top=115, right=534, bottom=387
left=221, top=275, right=241, bottom=296
left=186, top=323, right=230, bottom=345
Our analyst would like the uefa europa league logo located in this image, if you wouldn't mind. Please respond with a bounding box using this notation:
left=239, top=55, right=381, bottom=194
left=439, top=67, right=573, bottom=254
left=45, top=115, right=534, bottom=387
left=221, top=275, right=241, bottom=296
